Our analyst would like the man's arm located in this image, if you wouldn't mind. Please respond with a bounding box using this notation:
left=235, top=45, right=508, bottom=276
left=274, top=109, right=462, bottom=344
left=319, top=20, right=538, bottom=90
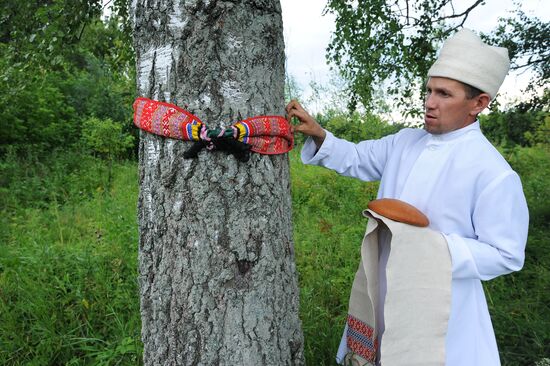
left=445, top=172, right=529, bottom=280
left=286, top=100, right=402, bottom=182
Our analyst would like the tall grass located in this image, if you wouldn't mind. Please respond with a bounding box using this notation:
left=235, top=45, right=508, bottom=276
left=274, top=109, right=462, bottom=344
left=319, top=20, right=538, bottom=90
left=1, top=147, right=548, bottom=365
left=0, top=151, right=142, bottom=365
left=289, top=151, right=378, bottom=364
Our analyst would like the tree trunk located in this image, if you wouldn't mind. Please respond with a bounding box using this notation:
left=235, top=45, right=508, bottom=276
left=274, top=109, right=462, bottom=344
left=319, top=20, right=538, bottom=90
left=131, top=1, right=304, bottom=365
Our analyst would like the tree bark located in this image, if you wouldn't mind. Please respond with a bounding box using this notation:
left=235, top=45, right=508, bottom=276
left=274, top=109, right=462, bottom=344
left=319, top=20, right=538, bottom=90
left=131, top=0, right=304, bottom=365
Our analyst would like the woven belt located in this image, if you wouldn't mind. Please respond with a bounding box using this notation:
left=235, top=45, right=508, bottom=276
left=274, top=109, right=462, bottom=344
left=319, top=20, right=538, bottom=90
left=133, top=97, right=293, bottom=162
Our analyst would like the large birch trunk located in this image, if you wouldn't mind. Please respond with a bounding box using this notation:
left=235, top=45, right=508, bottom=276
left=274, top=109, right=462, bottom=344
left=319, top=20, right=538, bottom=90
left=130, top=0, right=304, bottom=365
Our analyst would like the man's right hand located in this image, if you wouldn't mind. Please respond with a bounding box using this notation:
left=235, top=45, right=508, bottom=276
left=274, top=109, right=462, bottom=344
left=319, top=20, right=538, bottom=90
left=285, top=100, right=326, bottom=148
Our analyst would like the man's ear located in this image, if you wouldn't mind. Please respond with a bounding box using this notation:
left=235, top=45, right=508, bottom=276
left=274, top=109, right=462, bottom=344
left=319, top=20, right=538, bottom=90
left=470, top=93, right=491, bottom=116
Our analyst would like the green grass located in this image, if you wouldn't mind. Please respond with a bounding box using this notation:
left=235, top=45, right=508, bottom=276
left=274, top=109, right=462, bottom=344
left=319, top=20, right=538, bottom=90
left=0, top=155, right=142, bottom=365
left=289, top=150, right=378, bottom=364
left=1, top=147, right=548, bottom=365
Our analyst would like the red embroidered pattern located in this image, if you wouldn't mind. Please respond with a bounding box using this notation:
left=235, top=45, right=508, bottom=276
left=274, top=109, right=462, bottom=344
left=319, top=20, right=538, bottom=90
left=133, top=98, right=202, bottom=141
left=133, top=97, right=293, bottom=155
left=346, top=314, right=378, bottom=363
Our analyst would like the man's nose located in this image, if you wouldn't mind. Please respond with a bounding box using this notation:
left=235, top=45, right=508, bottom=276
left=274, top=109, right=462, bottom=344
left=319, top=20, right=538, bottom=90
left=425, top=93, right=436, bottom=109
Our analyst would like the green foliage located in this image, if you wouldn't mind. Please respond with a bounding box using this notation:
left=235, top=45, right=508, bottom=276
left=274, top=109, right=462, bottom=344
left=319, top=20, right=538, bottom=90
left=486, top=148, right=550, bottom=364
left=0, top=147, right=112, bottom=210
left=0, top=63, right=79, bottom=148
left=480, top=108, right=547, bottom=148
left=0, top=0, right=130, bottom=70
left=505, top=146, right=550, bottom=225
left=324, top=0, right=452, bottom=111
left=65, top=17, right=136, bottom=123
left=485, top=178, right=550, bottom=365
left=0, top=2, right=136, bottom=155
left=0, top=156, right=142, bottom=365
left=81, top=116, right=135, bottom=189
left=290, top=150, right=379, bottom=364
left=319, top=110, right=406, bottom=143
left=525, top=115, right=550, bottom=147
left=482, top=10, right=550, bottom=91
left=82, top=117, right=135, bottom=159
left=324, top=0, right=549, bottom=112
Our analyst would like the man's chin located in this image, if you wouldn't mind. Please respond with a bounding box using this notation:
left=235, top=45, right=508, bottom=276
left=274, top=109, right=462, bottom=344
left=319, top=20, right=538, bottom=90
left=424, top=121, right=440, bottom=135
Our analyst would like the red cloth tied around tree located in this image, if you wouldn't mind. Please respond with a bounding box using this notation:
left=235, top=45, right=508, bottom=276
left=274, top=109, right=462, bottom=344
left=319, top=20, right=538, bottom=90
left=133, top=97, right=293, bottom=161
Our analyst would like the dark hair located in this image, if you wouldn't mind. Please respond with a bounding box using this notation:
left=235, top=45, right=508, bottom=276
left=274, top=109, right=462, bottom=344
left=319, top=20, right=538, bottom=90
left=461, top=82, right=484, bottom=99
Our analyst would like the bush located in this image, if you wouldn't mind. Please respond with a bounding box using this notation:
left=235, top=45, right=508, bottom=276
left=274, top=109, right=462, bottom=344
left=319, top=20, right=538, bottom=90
left=81, top=117, right=135, bottom=160
left=0, top=63, right=79, bottom=149
left=505, top=145, right=550, bottom=225
left=480, top=109, right=546, bottom=148
left=320, top=110, right=406, bottom=143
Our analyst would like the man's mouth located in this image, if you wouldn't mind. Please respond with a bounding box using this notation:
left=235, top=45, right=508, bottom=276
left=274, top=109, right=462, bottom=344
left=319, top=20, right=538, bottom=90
left=425, top=114, right=437, bottom=121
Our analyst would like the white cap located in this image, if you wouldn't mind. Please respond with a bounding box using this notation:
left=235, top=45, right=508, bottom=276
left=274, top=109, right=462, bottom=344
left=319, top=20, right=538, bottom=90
left=428, top=28, right=510, bottom=99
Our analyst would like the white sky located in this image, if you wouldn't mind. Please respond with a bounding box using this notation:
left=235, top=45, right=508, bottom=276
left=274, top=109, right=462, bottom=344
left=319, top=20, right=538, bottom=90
left=281, top=0, right=549, bottom=114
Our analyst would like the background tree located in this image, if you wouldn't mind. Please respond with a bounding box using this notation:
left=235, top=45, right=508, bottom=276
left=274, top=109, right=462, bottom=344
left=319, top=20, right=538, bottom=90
left=131, top=0, right=304, bottom=364
left=324, top=0, right=549, bottom=114
left=0, top=0, right=135, bottom=154
left=482, top=9, right=549, bottom=95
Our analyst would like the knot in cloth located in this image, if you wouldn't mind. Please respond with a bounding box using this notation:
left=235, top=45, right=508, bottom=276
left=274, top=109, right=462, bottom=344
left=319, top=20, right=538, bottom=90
left=133, top=97, right=293, bottom=162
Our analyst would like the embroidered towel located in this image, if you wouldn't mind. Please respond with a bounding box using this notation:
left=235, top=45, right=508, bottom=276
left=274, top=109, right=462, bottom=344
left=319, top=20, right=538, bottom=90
left=343, top=209, right=452, bottom=366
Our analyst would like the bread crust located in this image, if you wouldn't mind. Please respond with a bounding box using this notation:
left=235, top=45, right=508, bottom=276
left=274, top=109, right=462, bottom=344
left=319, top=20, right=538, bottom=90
left=367, top=198, right=430, bottom=227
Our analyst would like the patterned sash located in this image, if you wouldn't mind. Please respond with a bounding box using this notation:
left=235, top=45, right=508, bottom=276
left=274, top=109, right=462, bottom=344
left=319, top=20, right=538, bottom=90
left=133, top=97, right=293, bottom=159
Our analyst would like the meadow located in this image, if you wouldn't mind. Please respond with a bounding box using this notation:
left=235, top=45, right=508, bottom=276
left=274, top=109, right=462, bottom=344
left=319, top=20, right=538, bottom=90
left=1, top=146, right=549, bottom=365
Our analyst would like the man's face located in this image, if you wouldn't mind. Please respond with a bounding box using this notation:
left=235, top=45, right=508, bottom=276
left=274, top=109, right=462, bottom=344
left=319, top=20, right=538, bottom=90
left=424, top=77, right=479, bottom=135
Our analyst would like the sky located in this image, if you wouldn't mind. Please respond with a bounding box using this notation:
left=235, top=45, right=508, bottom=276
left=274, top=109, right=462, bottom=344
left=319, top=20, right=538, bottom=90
left=280, top=0, right=549, bottom=115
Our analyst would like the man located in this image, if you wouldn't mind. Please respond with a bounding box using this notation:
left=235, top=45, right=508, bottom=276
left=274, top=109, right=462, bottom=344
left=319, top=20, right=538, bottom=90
left=286, top=29, right=529, bottom=365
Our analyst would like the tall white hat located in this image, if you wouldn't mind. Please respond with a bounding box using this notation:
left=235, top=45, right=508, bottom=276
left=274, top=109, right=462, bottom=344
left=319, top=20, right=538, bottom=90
left=428, top=28, right=510, bottom=99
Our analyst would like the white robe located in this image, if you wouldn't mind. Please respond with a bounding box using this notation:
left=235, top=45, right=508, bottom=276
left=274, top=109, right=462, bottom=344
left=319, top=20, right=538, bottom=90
left=301, top=122, right=529, bottom=365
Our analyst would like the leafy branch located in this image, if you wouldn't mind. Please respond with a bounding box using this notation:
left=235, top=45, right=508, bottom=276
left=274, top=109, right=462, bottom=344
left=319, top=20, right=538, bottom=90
left=324, top=0, right=549, bottom=114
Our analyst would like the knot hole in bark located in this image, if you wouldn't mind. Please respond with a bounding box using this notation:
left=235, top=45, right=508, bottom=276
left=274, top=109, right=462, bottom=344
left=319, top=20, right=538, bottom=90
left=237, top=259, right=254, bottom=275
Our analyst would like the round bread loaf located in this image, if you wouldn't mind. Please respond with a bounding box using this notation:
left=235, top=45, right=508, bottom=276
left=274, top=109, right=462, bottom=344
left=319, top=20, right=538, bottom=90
left=367, top=198, right=430, bottom=227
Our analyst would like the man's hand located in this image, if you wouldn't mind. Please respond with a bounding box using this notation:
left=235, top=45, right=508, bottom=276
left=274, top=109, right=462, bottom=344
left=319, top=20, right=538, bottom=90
left=285, top=100, right=326, bottom=148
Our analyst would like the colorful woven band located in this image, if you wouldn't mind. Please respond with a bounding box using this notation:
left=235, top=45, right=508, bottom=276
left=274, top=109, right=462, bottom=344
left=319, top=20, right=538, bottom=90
left=346, top=314, right=378, bottom=364
left=133, top=97, right=293, bottom=158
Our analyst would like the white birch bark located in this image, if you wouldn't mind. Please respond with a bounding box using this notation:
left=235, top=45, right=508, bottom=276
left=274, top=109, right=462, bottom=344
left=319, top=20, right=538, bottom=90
left=130, top=0, right=304, bottom=364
